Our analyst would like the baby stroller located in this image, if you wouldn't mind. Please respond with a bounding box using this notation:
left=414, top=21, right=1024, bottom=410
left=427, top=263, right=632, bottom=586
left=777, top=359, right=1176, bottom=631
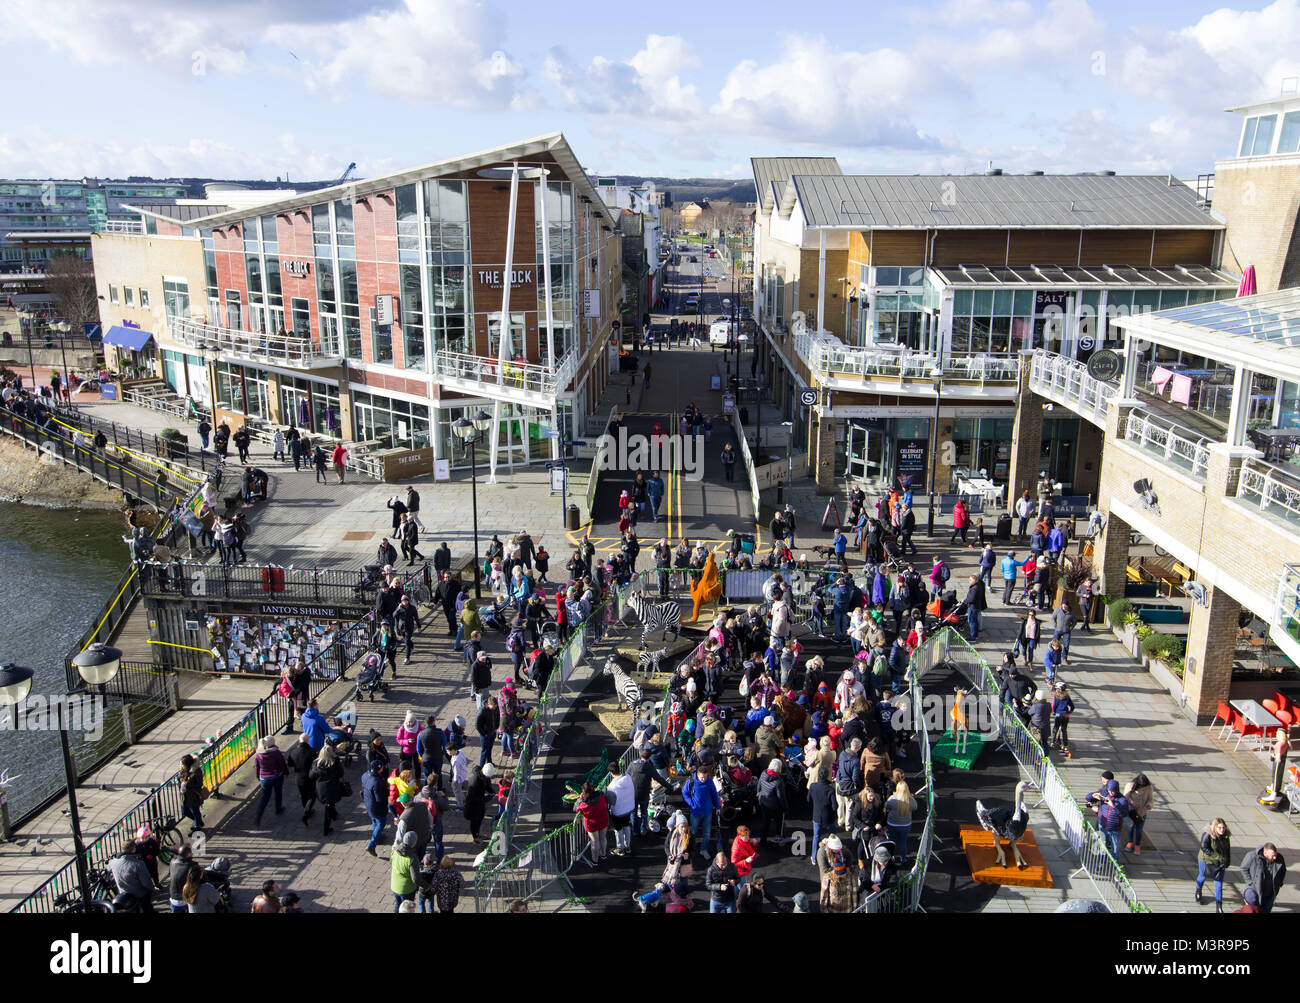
left=926, top=590, right=970, bottom=638
left=354, top=654, right=387, bottom=702
left=353, top=564, right=386, bottom=603
left=880, top=538, right=905, bottom=572
left=326, top=709, right=361, bottom=765
left=539, top=620, right=559, bottom=651
left=482, top=594, right=514, bottom=633
left=646, top=782, right=675, bottom=834
left=716, top=762, right=758, bottom=824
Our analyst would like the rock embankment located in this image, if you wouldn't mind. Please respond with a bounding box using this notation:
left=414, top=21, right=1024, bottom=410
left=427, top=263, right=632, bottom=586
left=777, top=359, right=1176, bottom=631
left=0, top=437, right=125, bottom=510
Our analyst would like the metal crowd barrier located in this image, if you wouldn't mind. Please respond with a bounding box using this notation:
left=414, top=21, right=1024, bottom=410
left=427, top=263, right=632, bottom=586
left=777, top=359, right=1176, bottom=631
left=938, top=630, right=1148, bottom=913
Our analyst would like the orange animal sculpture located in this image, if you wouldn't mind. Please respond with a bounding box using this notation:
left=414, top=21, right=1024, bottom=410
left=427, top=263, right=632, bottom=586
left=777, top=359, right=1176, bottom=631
left=687, top=551, right=721, bottom=623
left=952, top=688, right=970, bottom=753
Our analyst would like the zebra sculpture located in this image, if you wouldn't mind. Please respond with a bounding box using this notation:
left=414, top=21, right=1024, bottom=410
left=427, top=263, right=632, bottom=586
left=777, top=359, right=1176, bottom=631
left=603, top=655, right=643, bottom=713
left=636, top=647, right=669, bottom=678
left=626, top=590, right=682, bottom=649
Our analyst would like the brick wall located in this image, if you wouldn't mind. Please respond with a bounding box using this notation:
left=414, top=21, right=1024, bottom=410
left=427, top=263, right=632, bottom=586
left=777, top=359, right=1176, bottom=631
left=1182, top=584, right=1241, bottom=723
left=1214, top=160, right=1300, bottom=291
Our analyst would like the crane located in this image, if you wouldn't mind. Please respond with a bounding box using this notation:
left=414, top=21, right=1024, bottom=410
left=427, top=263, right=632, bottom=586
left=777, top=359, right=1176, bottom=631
left=334, top=162, right=357, bottom=186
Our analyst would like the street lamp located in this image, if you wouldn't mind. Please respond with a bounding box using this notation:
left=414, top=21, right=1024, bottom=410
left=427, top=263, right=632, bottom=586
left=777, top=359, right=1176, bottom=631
left=452, top=409, right=493, bottom=599
left=0, top=643, right=121, bottom=912
left=926, top=367, right=944, bottom=537
left=51, top=320, right=72, bottom=405
left=16, top=306, right=36, bottom=388
left=780, top=420, right=793, bottom=505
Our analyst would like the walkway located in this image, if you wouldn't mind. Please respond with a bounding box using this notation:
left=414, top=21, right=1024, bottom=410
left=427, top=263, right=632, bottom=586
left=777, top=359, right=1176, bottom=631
left=0, top=673, right=271, bottom=910
left=780, top=485, right=1300, bottom=912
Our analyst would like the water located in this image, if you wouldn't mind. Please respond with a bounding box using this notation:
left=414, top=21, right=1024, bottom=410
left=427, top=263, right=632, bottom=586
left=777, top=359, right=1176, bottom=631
left=0, top=502, right=129, bottom=824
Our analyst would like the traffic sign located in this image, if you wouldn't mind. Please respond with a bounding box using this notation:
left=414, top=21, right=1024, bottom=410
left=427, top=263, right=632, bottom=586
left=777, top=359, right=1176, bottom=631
left=800, top=389, right=817, bottom=407
left=542, top=429, right=561, bottom=439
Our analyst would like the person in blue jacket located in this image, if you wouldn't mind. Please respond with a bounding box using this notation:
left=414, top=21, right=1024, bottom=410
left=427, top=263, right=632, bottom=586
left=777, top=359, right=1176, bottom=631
left=1047, top=524, right=1065, bottom=559
left=300, top=699, right=330, bottom=752
left=681, top=765, right=721, bottom=859
left=832, top=529, right=848, bottom=561
left=417, top=715, right=446, bottom=791
left=829, top=577, right=852, bottom=644
left=646, top=471, right=666, bottom=523
left=362, top=759, right=388, bottom=856
left=999, top=551, right=1028, bottom=605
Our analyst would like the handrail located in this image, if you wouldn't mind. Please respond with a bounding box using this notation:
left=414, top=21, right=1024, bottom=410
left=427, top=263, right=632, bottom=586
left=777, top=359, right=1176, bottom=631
left=1276, top=564, right=1300, bottom=648
left=11, top=562, right=431, bottom=913
left=169, top=316, right=318, bottom=366
left=1029, top=349, right=1117, bottom=427
left=434, top=349, right=573, bottom=398
left=793, top=325, right=1016, bottom=387
left=1122, top=408, right=1212, bottom=480
left=1237, top=456, right=1300, bottom=527
left=936, top=629, right=1147, bottom=913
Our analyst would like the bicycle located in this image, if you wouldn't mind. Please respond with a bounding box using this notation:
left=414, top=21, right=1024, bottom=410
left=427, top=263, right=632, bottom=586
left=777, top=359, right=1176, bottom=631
left=52, top=869, right=116, bottom=913
left=150, top=814, right=187, bottom=865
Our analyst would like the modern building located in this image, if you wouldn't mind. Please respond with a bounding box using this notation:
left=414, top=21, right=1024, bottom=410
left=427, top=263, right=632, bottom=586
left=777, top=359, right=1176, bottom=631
left=751, top=157, right=1240, bottom=501
left=0, top=178, right=188, bottom=269
left=90, top=133, right=624, bottom=480
left=598, top=179, right=662, bottom=326
left=1209, top=89, right=1300, bottom=293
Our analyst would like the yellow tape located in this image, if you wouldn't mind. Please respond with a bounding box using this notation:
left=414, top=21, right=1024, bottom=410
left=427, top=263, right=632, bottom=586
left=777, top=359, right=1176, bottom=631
left=79, top=567, right=138, bottom=653
left=51, top=412, right=201, bottom=484
left=148, top=639, right=214, bottom=654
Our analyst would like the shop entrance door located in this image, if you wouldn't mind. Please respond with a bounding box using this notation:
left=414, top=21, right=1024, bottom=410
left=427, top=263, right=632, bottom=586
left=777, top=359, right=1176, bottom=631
left=846, top=421, right=884, bottom=484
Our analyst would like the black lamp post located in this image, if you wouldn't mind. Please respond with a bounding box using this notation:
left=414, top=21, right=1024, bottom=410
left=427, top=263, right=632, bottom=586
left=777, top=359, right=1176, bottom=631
left=926, top=367, right=944, bottom=537
left=51, top=321, right=72, bottom=405
left=452, top=409, right=493, bottom=599
left=0, top=643, right=121, bottom=912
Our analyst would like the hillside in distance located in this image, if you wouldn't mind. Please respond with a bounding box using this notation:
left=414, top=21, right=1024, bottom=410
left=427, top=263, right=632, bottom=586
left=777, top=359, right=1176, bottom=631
left=621, top=176, right=756, bottom=205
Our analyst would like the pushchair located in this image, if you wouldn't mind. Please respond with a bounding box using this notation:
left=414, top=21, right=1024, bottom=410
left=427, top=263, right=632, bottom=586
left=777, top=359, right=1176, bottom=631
left=482, top=594, right=514, bottom=633
left=353, top=564, right=386, bottom=603
left=326, top=709, right=362, bottom=764
left=354, top=653, right=387, bottom=702
left=926, top=590, right=970, bottom=638
left=880, top=538, right=905, bottom=572
left=716, top=762, right=757, bottom=824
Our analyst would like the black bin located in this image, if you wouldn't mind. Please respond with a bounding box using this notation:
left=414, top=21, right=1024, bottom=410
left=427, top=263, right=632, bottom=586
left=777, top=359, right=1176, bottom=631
left=566, top=504, right=581, bottom=531
left=996, top=512, right=1013, bottom=542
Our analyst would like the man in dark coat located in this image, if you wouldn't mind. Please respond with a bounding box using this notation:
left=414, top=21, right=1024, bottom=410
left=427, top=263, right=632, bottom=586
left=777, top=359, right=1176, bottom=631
left=435, top=571, right=461, bottom=636
left=394, top=593, right=421, bottom=665
left=1242, top=843, right=1287, bottom=913
left=433, top=542, right=452, bottom=577
left=286, top=733, right=318, bottom=822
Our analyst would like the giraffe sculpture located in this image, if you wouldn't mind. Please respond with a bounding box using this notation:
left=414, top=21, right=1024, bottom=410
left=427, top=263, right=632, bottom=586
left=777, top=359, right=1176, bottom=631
left=951, top=689, right=970, bottom=753
left=686, top=551, right=721, bottom=624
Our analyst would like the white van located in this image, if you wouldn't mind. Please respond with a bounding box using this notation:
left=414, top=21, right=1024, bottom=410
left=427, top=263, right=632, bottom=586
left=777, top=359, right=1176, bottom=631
left=709, top=319, right=745, bottom=345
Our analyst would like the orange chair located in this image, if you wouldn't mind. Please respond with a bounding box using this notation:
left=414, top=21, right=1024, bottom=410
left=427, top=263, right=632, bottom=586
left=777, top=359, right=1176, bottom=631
left=1263, top=698, right=1281, bottom=718
left=1212, top=700, right=1233, bottom=737
left=1274, top=691, right=1291, bottom=715
left=1276, top=708, right=1295, bottom=729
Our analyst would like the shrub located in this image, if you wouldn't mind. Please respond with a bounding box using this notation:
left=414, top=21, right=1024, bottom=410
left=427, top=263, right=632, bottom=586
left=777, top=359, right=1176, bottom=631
left=1141, top=632, right=1186, bottom=662
left=159, top=427, right=185, bottom=440
left=1106, top=598, right=1133, bottom=625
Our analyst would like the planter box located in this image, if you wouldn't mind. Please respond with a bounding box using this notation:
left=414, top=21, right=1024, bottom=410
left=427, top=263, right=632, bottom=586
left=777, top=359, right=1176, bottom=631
left=1148, top=657, right=1184, bottom=703
left=1136, top=604, right=1184, bottom=625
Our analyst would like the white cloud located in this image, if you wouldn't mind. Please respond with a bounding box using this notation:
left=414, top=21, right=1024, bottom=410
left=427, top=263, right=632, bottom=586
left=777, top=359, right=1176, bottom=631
left=712, top=35, right=940, bottom=150
left=543, top=34, right=703, bottom=118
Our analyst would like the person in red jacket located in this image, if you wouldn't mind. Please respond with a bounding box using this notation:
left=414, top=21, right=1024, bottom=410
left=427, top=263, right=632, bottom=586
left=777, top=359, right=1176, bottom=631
left=331, top=442, right=348, bottom=483
left=554, top=588, right=569, bottom=643
left=731, top=825, right=758, bottom=884
left=574, top=782, right=610, bottom=866
left=950, top=498, right=971, bottom=547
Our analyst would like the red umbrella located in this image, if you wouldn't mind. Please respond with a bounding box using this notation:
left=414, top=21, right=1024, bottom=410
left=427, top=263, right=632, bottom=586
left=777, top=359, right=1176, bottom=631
left=1237, top=265, right=1257, bottom=297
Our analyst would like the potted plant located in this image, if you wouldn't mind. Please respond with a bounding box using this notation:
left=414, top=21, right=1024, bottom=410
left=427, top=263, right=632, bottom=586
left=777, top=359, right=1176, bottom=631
left=1055, top=554, right=1093, bottom=617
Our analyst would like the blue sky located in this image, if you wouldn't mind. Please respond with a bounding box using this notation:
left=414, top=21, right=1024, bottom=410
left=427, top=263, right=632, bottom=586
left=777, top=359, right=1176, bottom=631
left=1, top=0, right=1297, bottom=183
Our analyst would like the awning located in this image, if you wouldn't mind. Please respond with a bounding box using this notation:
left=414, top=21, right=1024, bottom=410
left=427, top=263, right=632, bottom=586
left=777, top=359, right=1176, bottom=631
left=102, top=325, right=154, bottom=352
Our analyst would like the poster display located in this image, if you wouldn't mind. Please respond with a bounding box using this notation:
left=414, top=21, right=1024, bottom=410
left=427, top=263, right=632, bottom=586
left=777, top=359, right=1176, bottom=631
left=206, top=611, right=368, bottom=680
left=894, top=437, right=929, bottom=492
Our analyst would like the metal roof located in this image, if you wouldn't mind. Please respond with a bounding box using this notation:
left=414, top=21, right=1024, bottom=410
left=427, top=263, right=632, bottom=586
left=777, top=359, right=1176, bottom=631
left=1115, top=287, right=1300, bottom=385
left=792, top=173, right=1221, bottom=230
left=187, top=133, right=617, bottom=230
left=751, top=157, right=842, bottom=211
left=124, top=203, right=231, bottom=223
left=932, top=263, right=1239, bottom=287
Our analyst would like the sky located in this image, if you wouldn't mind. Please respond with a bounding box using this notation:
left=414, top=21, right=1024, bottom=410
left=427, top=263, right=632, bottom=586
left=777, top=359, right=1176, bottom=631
left=1, top=0, right=1298, bottom=184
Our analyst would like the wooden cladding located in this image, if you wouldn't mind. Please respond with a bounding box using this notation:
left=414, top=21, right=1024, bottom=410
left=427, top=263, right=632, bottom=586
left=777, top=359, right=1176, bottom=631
left=1080, top=230, right=1158, bottom=267
left=1006, top=231, right=1081, bottom=265
left=869, top=230, right=927, bottom=265
left=931, top=229, right=1009, bottom=266
left=1152, top=229, right=1215, bottom=266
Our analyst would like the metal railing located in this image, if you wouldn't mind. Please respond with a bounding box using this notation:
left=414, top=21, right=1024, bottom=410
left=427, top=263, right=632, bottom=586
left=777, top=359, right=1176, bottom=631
left=729, top=408, right=762, bottom=523
left=936, top=629, right=1148, bottom=913
left=1274, top=564, right=1300, bottom=649
left=433, top=349, right=573, bottom=399
left=1029, top=349, right=1117, bottom=428
left=139, top=560, right=377, bottom=609
left=11, top=563, right=431, bottom=913
left=1236, top=456, right=1300, bottom=531
left=1122, top=408, right=1212, bottom=481
left=0, top=403, right=195, bottom=512
left=57, top=403, right=217, bottom=478
left=793, top=326, right=1017, bottom=388
left=120, top=387, right=211, bottom=426
left=169, top=316, right=319, bottom=367
left=105, top=220, right=144, bottom=234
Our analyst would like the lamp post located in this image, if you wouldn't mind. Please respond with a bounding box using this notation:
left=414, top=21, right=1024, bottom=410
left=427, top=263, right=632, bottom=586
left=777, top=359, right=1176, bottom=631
left=780, top=420, right=793, bottom=505
left=51, top=320, right=71, bottom=404
left=452, top=409, right=493, bottom=599
left=926, top=367, right=944, bottom=537
left=0, top=643, right=121, bottom=911
left=16, top=307, right=36, bottom=388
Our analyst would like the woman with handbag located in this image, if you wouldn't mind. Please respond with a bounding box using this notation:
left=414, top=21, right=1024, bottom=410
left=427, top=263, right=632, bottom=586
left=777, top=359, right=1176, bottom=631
left=179, top=754, right=207, bottom=835
left=309, top=744, right=346, bottom=837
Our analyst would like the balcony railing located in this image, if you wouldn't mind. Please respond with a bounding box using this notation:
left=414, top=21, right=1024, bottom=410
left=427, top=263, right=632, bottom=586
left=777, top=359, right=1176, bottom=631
left=104, top=220, right=144, bottom=234
left=792, top=325, right=1017, bottom=388
left=1237, top=456, right=1300, bottom=531
left=1122, top=408, right=1212, bottom=480
left=1030, top=349, right=1117, bottom=428
left=169, top=316, right=319, bottom=367
left=432, top=350, right=574, bottom=401
left=1275, top=564, right=1300, bottom=653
